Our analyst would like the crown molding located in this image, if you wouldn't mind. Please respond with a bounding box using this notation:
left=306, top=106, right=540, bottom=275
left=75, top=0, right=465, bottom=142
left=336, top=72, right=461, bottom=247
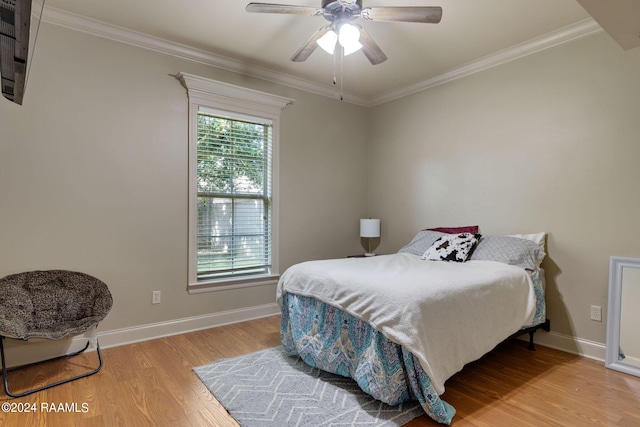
left=39, top=6, right=601, bottom=108
left=39, top=5, right=370, bottom=106
left=369, top=18, right=603, bottom=106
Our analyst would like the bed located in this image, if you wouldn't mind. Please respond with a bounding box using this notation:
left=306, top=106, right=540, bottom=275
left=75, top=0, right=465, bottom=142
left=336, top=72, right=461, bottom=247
left=277, top=230, right=548, bottom=425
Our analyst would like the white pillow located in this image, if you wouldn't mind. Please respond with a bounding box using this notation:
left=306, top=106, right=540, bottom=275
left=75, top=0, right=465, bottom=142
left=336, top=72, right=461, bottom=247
left=508, top=232, right=546, bottom=250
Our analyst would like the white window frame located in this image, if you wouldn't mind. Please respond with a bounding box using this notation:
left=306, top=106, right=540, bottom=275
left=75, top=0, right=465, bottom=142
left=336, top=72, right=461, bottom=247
left=176, top=72, right=293, bottom=293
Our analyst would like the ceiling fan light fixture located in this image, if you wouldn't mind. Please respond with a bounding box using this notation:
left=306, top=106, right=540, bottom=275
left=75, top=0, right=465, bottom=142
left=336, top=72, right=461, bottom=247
left=317, top=29, right=338, bottom=54
left=247, top=2, right=443, bottom=66
left=338, top=23, right=362, bottom=55
left=342, top=39, right=362, bottom=55
left=338, top=23, right=359, bottom=43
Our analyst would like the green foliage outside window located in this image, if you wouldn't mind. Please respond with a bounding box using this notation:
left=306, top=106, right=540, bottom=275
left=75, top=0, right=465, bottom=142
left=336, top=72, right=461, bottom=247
left=196, top=113, right=272, bottom=280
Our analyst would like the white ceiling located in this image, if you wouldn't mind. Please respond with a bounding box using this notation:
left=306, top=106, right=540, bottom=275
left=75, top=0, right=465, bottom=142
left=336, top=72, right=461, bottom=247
left=42, top=0, right=600, bottom=105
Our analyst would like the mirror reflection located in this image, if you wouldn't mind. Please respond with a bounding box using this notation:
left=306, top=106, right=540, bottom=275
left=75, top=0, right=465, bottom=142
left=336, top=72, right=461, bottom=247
left=606, top=257, right=640, bottom=377
left=620, top=266, right=640, bottom=367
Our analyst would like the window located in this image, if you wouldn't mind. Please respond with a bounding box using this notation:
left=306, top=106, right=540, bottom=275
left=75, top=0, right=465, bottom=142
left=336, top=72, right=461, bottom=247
left=177, top=73, right=293, bottom=292
left=196, top=109, right=272, bottom=281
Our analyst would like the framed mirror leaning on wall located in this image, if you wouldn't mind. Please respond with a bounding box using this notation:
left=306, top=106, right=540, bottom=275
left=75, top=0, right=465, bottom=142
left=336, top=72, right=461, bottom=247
left=606, top=256, right=640, bottom=377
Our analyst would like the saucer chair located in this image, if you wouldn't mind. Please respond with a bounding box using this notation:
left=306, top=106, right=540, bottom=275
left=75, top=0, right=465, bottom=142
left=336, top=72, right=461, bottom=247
left=0, top=270, right=113, bottom=397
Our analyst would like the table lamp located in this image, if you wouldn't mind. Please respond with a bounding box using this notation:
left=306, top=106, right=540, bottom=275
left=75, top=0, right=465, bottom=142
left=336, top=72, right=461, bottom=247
left=360, top=219, right=380, bottom=256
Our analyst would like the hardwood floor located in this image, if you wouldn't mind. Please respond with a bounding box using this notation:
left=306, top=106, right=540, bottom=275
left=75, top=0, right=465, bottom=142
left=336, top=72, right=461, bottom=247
left=1, top=316, right=639, bottom=426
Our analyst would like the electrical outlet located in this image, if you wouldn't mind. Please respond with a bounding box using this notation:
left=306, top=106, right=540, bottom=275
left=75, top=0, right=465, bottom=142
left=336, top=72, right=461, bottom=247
left=590, top=305, right=602, bottom=322
left=152, top=290, right=161, bottom=305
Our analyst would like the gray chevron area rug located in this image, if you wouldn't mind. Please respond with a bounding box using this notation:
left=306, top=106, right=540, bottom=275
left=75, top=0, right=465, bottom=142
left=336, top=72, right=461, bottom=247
left=193, top=346, right=423, bottom=427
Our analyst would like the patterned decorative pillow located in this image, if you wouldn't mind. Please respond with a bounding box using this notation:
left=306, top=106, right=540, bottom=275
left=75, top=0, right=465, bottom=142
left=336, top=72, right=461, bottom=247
left=422, top=233, right=482, bottom=262
left=397, top=230, right=447, bottom=256
left=470, top=235, right=546, bottom=270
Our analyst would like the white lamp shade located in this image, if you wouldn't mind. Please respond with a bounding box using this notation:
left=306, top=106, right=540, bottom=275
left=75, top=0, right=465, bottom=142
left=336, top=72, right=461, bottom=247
left=360, top=219, right=380, bottom=238
left=342, top=40, right=362, bottom=56
left=339, top=23, right=362, bottom=55
left=317, top=30, right=338, bottom=54
left=339, top=23, right=359, bottom=44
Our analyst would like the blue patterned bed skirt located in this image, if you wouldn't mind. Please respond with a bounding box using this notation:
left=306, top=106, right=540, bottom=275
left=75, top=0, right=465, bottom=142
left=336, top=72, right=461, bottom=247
left=526, top=268, right=546, bottom=328
left=279, top=268, right=546, bottom=425
left=280, top=293, right=456, bottom=425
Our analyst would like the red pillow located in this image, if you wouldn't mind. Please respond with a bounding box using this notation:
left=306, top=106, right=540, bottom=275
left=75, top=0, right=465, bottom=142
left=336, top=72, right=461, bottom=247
left=426, top=225, right=479, bottom=234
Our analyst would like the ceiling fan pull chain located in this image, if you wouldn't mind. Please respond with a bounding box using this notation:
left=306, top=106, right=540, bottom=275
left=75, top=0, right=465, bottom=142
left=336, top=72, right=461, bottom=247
left=340, top=46, right=344, bottom=101
left=333, top=47, right=337, bottom=86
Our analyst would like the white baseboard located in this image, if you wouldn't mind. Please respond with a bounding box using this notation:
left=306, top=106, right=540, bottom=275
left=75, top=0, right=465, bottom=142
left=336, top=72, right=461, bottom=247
left=522, top=329, right=606, bottom=362
left=97, top=302, right=280, bottom=349
left=4, top=307, right=606, bottom=371
left=623, top=355, right=640, bottom=365
left=3, top=303, right=280, bottom=369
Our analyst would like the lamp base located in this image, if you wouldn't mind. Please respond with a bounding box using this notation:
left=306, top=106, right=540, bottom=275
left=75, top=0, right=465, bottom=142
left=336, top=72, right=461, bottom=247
left=360, top=237, right=380, bottom=257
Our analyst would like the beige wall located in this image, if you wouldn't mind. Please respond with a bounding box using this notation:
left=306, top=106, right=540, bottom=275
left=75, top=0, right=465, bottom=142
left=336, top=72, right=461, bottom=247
left=3, top=20, right=640, bottom=352
left=367, top=32, right=640, bottom=346
left=0, top=24, right=367, bottom=335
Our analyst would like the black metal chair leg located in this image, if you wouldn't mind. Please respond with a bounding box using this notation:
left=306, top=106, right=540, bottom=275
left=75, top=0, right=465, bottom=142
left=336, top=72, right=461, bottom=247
left=1, top=336, right=104, bottom=398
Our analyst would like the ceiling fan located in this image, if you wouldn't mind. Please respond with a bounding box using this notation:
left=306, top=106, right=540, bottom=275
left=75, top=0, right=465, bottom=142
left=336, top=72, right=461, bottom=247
left=246, top=0, right=442, bottom=65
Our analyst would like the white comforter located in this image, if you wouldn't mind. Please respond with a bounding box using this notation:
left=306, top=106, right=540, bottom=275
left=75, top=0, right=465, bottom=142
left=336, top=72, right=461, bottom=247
left=276, top=252, right=536, bottom=395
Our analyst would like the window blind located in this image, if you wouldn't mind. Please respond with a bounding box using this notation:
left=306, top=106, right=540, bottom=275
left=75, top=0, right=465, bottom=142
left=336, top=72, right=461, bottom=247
left=196, top=110, right=273, bottom=281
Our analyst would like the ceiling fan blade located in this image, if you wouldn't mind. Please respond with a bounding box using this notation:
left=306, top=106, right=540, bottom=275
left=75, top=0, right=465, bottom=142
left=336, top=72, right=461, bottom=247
left=246, top=3, right=322, bottom=16
left=357, top=27, right=387, bottom=65
left=291, top=27, right=330, bottom=62
left=361, top=6, right=442, bottom=23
